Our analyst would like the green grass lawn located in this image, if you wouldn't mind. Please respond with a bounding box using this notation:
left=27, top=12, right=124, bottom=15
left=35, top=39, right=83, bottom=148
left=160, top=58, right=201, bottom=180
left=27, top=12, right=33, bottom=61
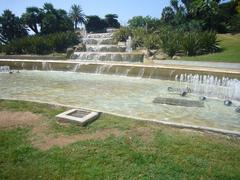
left=0, top=100, right=240, bottom=179
left=181, top=34, right=240, bottom=63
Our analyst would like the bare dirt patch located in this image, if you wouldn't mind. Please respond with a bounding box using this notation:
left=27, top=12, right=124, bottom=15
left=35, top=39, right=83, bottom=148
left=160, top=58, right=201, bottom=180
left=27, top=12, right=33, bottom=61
left=0, top=111, right=155, bottom=150
left=32, top=128, right=123, bottom=150
left=0, top=111, right=42, bottom=128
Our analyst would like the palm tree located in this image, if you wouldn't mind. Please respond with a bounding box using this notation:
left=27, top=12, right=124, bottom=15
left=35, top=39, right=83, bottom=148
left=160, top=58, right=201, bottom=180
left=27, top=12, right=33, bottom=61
left=69, top=4, right=85, bottom=29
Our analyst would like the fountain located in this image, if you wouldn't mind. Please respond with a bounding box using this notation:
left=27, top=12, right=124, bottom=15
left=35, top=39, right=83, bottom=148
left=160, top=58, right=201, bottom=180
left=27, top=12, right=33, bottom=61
left=0, top=66, right=10, bottom=73
left=0, top=70, right=239, bottom=135
left=175, top=74, right=240, bottom=101
left=72, top=30, right=143, bottom=62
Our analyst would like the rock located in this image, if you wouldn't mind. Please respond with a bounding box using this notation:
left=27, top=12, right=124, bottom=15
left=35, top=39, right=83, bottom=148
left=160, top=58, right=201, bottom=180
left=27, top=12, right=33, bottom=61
left=154, top=52, right=168, bottom=60
left=172, top=55, right=181, bottom=60
left=149, top=49, right=157, bottom=54
left=167, top=87, right=174, bottom=92
left=180, top=91, right=188, bottom=97
left=74, top=43, right=86, bottom=52
left=235, top=107, right=240, bottom=113
left=70, top=53, right=78, bottom=60
left=199, top=96, right=207, bottom=101
left=153, top=97, right=204, bottom=107
left=224, top=100, right=232, bottom=106
left=118, top=42, right=126, bottom=46
left=66, top=48, right=74, bottom=58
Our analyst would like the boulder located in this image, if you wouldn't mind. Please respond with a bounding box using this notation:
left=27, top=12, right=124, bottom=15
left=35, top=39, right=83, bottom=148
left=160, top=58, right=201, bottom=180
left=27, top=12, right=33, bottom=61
left=66, top=48, right=74, bottom=58
left=172, top=55, right=181, bottom=60
left=74, top=43, right=86, bottom=52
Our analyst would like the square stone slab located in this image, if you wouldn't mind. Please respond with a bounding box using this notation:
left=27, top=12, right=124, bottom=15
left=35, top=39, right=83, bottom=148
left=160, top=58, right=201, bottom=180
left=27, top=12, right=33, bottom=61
left=56, top=109, right=100, bottom=126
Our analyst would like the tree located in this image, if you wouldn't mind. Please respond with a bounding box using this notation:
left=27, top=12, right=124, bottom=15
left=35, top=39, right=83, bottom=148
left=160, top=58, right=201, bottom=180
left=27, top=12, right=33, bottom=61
left=41, top=3, right=74, bottom=34
left=85, top=15, right=107, bottom=33
left=105, top=14, right=120, bottom=28
left=69, top=4, right=85, bottom=29
left=20, top=3, right=74, bottom=35
left=21, top=7, right=42, bottom=34
left=128, top=16, right=146, bottom=28
left=161, top=7, right=175, bottom=24
left=0, top=10, right=28, bottom=44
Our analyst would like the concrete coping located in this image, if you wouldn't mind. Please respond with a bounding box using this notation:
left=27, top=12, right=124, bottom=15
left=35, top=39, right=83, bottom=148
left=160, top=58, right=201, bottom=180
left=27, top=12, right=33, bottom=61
left=1, top=98, right=240, bottom=137
left=0, top=59, right=239, bottom=75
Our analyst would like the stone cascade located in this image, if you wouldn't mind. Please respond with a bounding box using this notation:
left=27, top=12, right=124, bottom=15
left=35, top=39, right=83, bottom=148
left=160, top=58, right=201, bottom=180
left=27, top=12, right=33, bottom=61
left=0, top=66, right=10, bottom=73
left=72, top=30, right=144, bottom=62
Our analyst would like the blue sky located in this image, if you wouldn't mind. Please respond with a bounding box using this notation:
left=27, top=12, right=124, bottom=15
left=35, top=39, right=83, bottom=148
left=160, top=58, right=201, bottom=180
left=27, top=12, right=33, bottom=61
left=0, top=0, right=170, bottom=25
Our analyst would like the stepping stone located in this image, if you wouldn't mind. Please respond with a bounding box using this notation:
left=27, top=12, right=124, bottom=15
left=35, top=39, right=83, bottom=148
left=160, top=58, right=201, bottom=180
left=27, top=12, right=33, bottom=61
left=153, top=97, right=204, bottom=107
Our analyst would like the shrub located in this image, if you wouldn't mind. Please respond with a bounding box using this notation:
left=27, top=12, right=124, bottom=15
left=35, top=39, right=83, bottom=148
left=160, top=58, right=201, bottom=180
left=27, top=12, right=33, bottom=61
left=198, top=31, right=220, bottom=54
left=159, top=28, right=219, bottom=57
left=112, top=27, right=132, bottom=42
left=229, top=15, right=240, bottom=32
left=181, top=32, right=201, bottom=56
left=131, top=28, right=146, bottom=47
left=2, top=31, right=78, bottom=55
left=143, top=32, right=162, bottom=50
left=160, top=29, right=182, bottom=57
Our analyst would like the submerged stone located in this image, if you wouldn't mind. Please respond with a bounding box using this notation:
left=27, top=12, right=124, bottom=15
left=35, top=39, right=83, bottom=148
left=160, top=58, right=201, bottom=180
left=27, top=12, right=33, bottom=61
left=224, top=100, right=232, bottom=106
left=235, top=107, right=240, bottom=113
left=153, top=97, right=204, bottom=107
left=180, top=91, right=188, bottom=97
left=199, top=96, right=207, bottom=101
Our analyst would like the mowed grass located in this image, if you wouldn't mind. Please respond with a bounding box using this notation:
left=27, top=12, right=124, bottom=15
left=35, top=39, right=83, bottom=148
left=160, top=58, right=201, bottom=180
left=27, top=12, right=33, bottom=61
left=0, top=100, right=240, bottom=179
left=181, top=33, right=240, bottom=63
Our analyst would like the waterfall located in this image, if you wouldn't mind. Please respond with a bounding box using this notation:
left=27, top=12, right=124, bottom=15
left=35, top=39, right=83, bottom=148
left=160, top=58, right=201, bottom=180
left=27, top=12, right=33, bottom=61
left=0, top=66, right=10, bottom=73
left=42, top=62, right=52, bottom=71
left=137, top=68, right=145, bottom=78
left=175, top=74, right=240, bottom=101
left=72, top=64, right=81, bottom=72
left=95, top=64, right=111, bottom=74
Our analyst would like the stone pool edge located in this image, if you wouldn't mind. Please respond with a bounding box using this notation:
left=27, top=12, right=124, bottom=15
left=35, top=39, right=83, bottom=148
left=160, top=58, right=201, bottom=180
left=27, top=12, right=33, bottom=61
left=1, top=98, right=239, bottom=137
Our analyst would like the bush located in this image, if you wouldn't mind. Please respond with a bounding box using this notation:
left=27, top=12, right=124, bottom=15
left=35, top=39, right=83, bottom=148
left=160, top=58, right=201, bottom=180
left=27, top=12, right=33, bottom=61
left=158, top=28, right=219, bottom=57
left=160, top=29, right=182, bottom=57
left=2, top=31, right=79, bottom=55
left=143, top=32, right=162, bottom=50
left=131, top=28, right=146, bottom=47
left=112, top=27, right=132, bottom=42
left=229, top=15, right=240, bottom=32
left=181, top=32, right=201, bottom=56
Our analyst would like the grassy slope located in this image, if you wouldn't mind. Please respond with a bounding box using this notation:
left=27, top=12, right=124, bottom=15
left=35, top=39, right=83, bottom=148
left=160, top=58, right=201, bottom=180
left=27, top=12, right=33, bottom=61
left=0, top=100, right=240, bottom=179
left=181, top=34, right=240, bottom=63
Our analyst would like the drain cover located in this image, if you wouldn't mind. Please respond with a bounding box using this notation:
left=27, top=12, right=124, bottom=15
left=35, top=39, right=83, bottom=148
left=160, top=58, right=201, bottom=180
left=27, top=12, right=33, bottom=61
left=56, top=109, right=100, bottom=126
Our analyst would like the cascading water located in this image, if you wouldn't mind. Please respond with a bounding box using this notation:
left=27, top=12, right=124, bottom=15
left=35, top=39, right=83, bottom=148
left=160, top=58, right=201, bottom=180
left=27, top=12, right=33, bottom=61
left=72, top=63, right=81, bottom=72
left=137, top=68, right=145, bottom=78
left=175, top=74, right=240, bottom=101
left=0, top=66, right=10, bottom=73
left=73, top=30, right=143, bottom=62
left=42, top=62, right=52, bottom=71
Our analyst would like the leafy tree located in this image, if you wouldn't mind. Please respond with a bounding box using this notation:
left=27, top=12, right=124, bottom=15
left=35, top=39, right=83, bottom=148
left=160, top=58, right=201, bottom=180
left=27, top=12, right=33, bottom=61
left=128, top=16, right=160, bottom=32
left=21, top=7, right=42, bottom=34
left=105, top=14, right=120, bottom=28
left=85, top=15, right=107, bottom=33
left=128, top=16, right=146, bottom=28
left=20, top=3, right=74, bottom=35
left=161, top=7, right=175, bottom=24
left=40, top=3, right=74, bottom=34
left=0, top=10, right=28, bottom=44
left=69, top=4, right=86, bottom=29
